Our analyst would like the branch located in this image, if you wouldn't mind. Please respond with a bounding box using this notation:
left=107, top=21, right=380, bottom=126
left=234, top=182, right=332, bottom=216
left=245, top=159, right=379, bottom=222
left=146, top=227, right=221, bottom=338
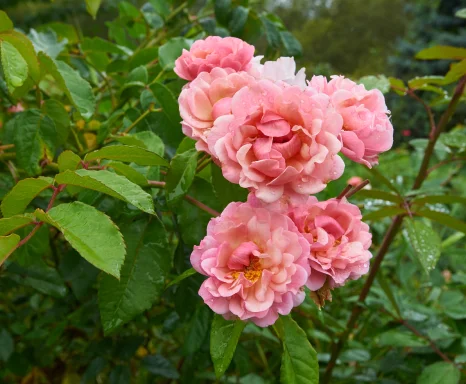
left=147, top=180, right=220, bottom=216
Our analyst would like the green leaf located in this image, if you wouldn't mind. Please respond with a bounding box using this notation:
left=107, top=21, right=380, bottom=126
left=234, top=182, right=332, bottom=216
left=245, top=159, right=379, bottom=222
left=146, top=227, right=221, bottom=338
left=389, top=77, right=406, bottom=94
left=440, top=129, right=466, bottom=150
left=404, top=219, right=441, bottom=273
left=12, top=110, right=57, bottom=175
left=40, top=22, right=78, bottom=44
left=81, top=37, right=130, bottom=56
left=352, top=189, right=403, bottom=204
left=229, top=6, right=249, bottom=36
left=57, top=150, right=81, bottom=172
left=215, top=0, right=232, bottom=25
left=416, top=45, right=466, bottom=60
left=0, top=30, right=40, bottom=82
left=210, top=314, right=246, bottom=378
left=260, top=15, right=281, bottom=49
left=85, top=145, right=168, bottom=166
left=39, top=53, right=96, bottom=120
left=0, top=215, right=34, bottom=236
left=363, top=207, right=406, bottom=221
left=99, top=217, right=170, bottom=334
left=41, top=99, right=70, bottom=145
left=212, top=163, right=248, bottom=208
left=0, top=329, right=14, bottom=362
left=34, top=202, right=125, bottom=278
left=55, top=169, right=155, bottom=214
left=0, top=234, right=20, bottom=264
left=455, top=8, right=466, bottom=19
left=275, top=315, right=319, bottom=384
left=378, top=329, right=428, bottom=347
left=158, top=37, right=191, bottom=71
left=28, top=28, right=67, bottom=59
left=142, top=355, right=179, bottom=379
left=184, top=305, right=211, bottom=355
left=417, top=362, right=460, bottom=384
left=85, top=0, right=102, bottom=19
left=106, top=162, right=149, bottom=186
left=359, top=75, right=391, bottom=94
left=376, top=273, right=402, bottom=317
left=0, top=11, right=13, bottom=32
left=1, top=177, right=53, bottom=217
left=165, top=149, right=197, bottom=207
left=1, top=41, right=28, bottom=93
left=150, top=82, right=182, bottom=128
left=166, top=267, right=196, bottom=289
left=444, top=59, right=466, bottom=84
left=280, top=31, right=302, bottom=57
left=412, top=195, right=466, bottom=206
left=367, top=167, right=401, bottom=196
left=416, top=208, right=466, bottom=234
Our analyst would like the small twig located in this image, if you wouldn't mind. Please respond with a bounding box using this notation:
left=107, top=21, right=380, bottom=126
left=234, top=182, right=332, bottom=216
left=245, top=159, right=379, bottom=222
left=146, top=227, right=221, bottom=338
left=345, top=179, right=370, bottom=198
left=336, top=185, right=353, bottom=199
left=122, top=108, right=161, bottom=134
left=0, top=144, right=15, bottom=151
left=426, top=156, right=466, bottom=175
left=147, top=180, right=220, bottom=216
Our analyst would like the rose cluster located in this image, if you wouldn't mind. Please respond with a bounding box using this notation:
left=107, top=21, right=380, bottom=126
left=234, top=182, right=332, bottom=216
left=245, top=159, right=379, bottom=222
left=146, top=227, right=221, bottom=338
left=174, top=36, right=393, bottom=326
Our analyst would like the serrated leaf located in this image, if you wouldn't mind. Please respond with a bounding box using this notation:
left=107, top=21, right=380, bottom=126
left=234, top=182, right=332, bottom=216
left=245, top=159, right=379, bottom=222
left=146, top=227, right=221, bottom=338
left=150, top=82, right=182, bottom=128
left=280, top=31, right=302, bottom=57
left=210, top=314, right=246, bottom=378
left=38, top=53, right=95, bottom=120
left=417, top=362, right=460, bottom=384
left=41, top=99, right=70, bottom=145
left=0, top=11, right=13, bottom=32
left=158, top=37, right=191, bottom=71
left=85, top=145, right=168, bottom=166
left=404, top=219, right=441, bottom=273
left=260, top=15, right=281, bottom=49
left=184, top=305, right=211, bottom=355
left=57, top=150, right=81, bottom=172
left=0, top=234, right=20, bottom=265
left=416, top=208, right=466, bottom=234
left=378, top=329, right=428, bottom=347
left=0, top=30, right=40, bottom=82
left=416, top=45, right=466, bottom=60
left=412, top=195, right=466, bottom=206
left=353, top=189, right=403, bottom=204
left=165, top=149, right=197, bottom=207
left=275, top=315, right=319, bottom=384
left=28, top=28, right=67, bottom=59
left=229, top=6, right=249, bottom=36
left=1, top=177, right=53, bottom=217
left=85, top=0, right=102, bottom=19
left=99, top=217, right=170, bottom=334
left=81, top=37, right=130, bottom=56
left=12, top=110, right=57, bottom=175
left=106, top=162, right=149, bottom=186
left=0, top=214, right=35, bottom=236
left=55, top=169, right=154, bottom=214
left=34, top=202, right=125, bottom=278
left=363, top=207, right=406, bottom=221
left=359, top=75, right=390, bottom=94
left=1, top=41, right=28, bottom=93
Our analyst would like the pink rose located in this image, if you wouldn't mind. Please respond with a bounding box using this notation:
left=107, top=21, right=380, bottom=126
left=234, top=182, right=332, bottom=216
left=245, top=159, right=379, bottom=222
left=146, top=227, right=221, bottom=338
left=347, top=176, right=363, bottom=187
left=289, top=197, right=372, bottom=289
left=248, top=56, right=307, bottom=90
left=191, top=201, right=311, bottom=327
left=7, top=103, right=24, bottom=113
left=174, top=36, right=255, bottom=81
left=208, top=79, right=345, bottom=203
left=308, top=75, right=393, bottom=167
left=179, top=68, right=255, bottom=153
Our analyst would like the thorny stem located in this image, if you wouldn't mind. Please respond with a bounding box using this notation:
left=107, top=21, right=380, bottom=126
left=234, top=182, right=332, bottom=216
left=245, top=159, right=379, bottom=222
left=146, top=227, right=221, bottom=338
left=147, top=180, right=220, bottom=217
left=323, top=76, right=466, bottom=383
left=0, top=184, right=66, bottom=268
left=345, top=179, right=370, bottom=198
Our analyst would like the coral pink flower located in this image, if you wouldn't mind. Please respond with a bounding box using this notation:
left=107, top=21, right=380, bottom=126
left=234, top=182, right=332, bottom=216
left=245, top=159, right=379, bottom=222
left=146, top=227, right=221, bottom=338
left=174, top=36, right=255, bottom=81
left=191, top=201, right=310, bottom=327
left=308, top=75, right=393, bottom=167
left=289, top=197, right=372, bottom=289
left=208, top=80, right=344, bottom=203
left=7, top=103, right=24, bottom=113
left=178, top=68, right=255, bottom=153
left=347, top=176, right=363, bottom=187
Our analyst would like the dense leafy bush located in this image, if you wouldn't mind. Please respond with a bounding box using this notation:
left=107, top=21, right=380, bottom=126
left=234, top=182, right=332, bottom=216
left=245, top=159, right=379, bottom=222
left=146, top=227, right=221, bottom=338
left=1, top=1, right=466, bottom=384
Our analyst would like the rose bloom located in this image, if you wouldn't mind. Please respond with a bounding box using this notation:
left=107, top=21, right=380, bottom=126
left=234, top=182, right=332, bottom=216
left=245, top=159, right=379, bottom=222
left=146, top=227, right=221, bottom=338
left=191, top=201, right=310, bottom=327
left=347, top=176, right=363, bottom=187
left=289, top=197, right=372, bottom=289
left=7, top=103, right=24, bottom=113
left=308, top=75, right=393, bottom=167
left=178, top=68, right=255, bottom=153
left=208, top=79, right=344, bottom=203
left=248, top=56, right=307, bottom=90
left=174, top=36, right=255, bottom=81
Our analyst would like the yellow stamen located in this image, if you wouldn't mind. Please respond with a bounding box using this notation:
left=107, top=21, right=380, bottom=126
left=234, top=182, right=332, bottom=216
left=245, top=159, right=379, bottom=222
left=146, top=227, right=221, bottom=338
left=231, top=258, right=263, bottom=283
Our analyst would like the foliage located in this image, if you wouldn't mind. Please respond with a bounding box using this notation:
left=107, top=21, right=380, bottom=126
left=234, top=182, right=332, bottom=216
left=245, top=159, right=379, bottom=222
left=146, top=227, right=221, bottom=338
left=0, top=2, right=466, bottom=384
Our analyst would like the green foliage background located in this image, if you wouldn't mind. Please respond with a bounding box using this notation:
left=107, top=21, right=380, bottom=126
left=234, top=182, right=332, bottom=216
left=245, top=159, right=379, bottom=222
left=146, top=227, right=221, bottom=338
left=0, top=1, right=466, bottom=384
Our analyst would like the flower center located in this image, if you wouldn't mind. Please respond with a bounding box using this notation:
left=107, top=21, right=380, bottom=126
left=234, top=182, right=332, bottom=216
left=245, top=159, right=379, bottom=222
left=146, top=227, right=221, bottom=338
left=231, top=257, right=263, bottom=283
